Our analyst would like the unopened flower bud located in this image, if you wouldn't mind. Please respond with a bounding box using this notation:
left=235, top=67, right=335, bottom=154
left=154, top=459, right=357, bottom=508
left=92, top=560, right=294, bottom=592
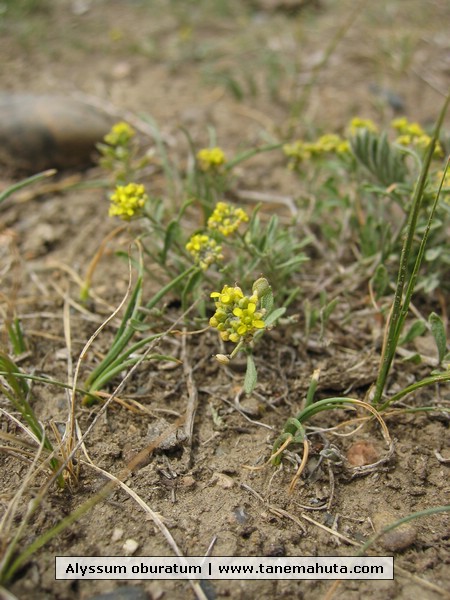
left=215, top=354, right=230, bottom=365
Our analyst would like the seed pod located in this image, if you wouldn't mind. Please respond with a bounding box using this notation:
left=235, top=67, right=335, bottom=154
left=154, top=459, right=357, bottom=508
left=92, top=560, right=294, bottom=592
left=215, top=354, right=230, bottom=365
left=252, top=277, right=270, bottom=298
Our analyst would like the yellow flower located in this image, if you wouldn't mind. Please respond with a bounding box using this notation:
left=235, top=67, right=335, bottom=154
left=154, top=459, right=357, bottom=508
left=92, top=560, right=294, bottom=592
left=349, top=117, right=378, bottom=135
left=336, top=140, right=351, bottom=154
left=394, top=122, right=443, bottom=157
left=413, top=134, right=432, bottom=149
left=407, top=122, right=426, bottom=137
left=207, top=201, right=249, bottom=236
left=283, top=141, right=312, bottom=168
left=109, top=28, right=124, bottom=42
left=209, top=283, right=266, bottom=344
left=395, top=134, right=412, bottom=147
left=197, top=147, right=227, bottom=171
left=284, top=134, right=349, bottom=168
left=104, top=122, right=136, bottom=147
left=210, top=284, right=244, bottom=306
left=109, top=183, right=147, bottom=220
left=391, top=117, right=409, bottom=132
left=185, top=233, right=223, bottom=270
left=392, top=117, right=425, bottom=137
left=315, top=134, right=344, bottom=153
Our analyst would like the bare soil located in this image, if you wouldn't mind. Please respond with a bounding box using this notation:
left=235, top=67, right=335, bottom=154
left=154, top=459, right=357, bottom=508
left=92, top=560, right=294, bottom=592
left=0, top=1, right=449, bottom=600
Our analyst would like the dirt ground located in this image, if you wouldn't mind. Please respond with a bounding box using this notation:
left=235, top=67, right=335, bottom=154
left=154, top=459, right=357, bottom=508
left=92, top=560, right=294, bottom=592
left=0, top=1, right=449, bottom=599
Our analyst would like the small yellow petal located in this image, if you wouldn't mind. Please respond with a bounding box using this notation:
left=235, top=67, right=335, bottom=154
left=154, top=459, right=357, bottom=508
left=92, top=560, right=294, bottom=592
left=247, top=303, right=256, bottom=314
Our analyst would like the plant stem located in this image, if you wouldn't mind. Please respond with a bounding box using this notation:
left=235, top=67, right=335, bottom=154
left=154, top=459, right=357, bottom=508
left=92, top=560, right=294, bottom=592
left=378, top=370, right=450, bottom=411
left=225, top=143, right=283, bottom=170
left=372, top=93, right=450, bottom=406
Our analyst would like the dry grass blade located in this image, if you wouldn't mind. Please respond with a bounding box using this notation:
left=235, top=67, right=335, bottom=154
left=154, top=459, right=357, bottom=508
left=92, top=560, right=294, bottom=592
left=64, top=246, right=136, bottom=459
left=0, top=434, right=46, bottom=576
left=181, top=331, right=199, bottom=447
left=288, top=438, right=310, bottom=494
left=0, top=407, right=40, bottom=446
left=269, top=435, right=295, bottom=464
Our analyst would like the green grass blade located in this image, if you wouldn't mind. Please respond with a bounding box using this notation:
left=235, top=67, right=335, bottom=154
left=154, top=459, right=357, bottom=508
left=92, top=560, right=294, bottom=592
left=372, top=92, right=450, bottom=406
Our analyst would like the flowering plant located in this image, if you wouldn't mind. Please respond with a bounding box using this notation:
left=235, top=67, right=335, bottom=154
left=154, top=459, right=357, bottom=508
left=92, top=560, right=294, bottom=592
left=209, top=278, right=285, bottom=393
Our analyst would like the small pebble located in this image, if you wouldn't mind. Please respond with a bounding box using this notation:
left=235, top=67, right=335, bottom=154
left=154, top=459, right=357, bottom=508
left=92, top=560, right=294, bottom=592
left=211, top=472, right=235, bottom=489
left=239, top=397, right=262, bottom=418
left=263, top=541, right=286, bottom=557
left=233, top=506, right=249, bottom=525
left=71, top=1, right=91, bottom=16
left=373, top=510, right=417, bottom=552
left=111, top=527, right=124, bottom=542
left=111, top=61, right=132, bottom=80
left=379, top=527, right=417, bottom=552
left=147, top=419, right=187, bottom=451
left=180, top=475, right=196, bottom=488
left=346, top=440, right=379, bottom=466
left=122, top=538, right=139, bottom=556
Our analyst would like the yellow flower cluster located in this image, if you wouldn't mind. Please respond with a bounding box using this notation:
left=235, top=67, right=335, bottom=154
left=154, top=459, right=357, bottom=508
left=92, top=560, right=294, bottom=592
left=185, top=234, right=223, bottom=270
left=314, top=134, right=349, bottom=153
left=184, top=201, right=248, bottom=270
left=104, top=122, right=136, bottom=147
left=109, top=183, right=148, bottom=220
left=207, top=201, right=249, bottom=236
left=391, top=117, right=442, bottom=156
left=197, top=147, right=227, bottom=171
left=209, top=284, right=266, bottom=344
left=283, top=133, right=349, bottom=168
left=349, top=117, right=378, bottom=135
left=283, top=114, right=445, bottom=171
left=392, top=117, right=425, bottom=138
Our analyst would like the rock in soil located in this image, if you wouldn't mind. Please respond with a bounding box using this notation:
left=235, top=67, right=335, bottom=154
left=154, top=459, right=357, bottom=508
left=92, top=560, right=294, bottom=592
left=346, top=440, right=380, bottom=466
left=0, top=94, right=113, bottom=173
left=372, top=510, right=418, bottom=552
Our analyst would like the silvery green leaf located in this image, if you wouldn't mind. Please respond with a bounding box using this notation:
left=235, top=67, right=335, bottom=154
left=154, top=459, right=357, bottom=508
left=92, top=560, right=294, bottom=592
left=244, top=354, right=257, bottom=395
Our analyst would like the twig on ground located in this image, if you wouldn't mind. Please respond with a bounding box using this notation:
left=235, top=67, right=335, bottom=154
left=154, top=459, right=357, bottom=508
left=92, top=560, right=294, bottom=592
left=241, top=483, right=306, bottom=534
left=181, top=331, right=199, bottom=448
left=434, top=450, right=450, bottom=464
